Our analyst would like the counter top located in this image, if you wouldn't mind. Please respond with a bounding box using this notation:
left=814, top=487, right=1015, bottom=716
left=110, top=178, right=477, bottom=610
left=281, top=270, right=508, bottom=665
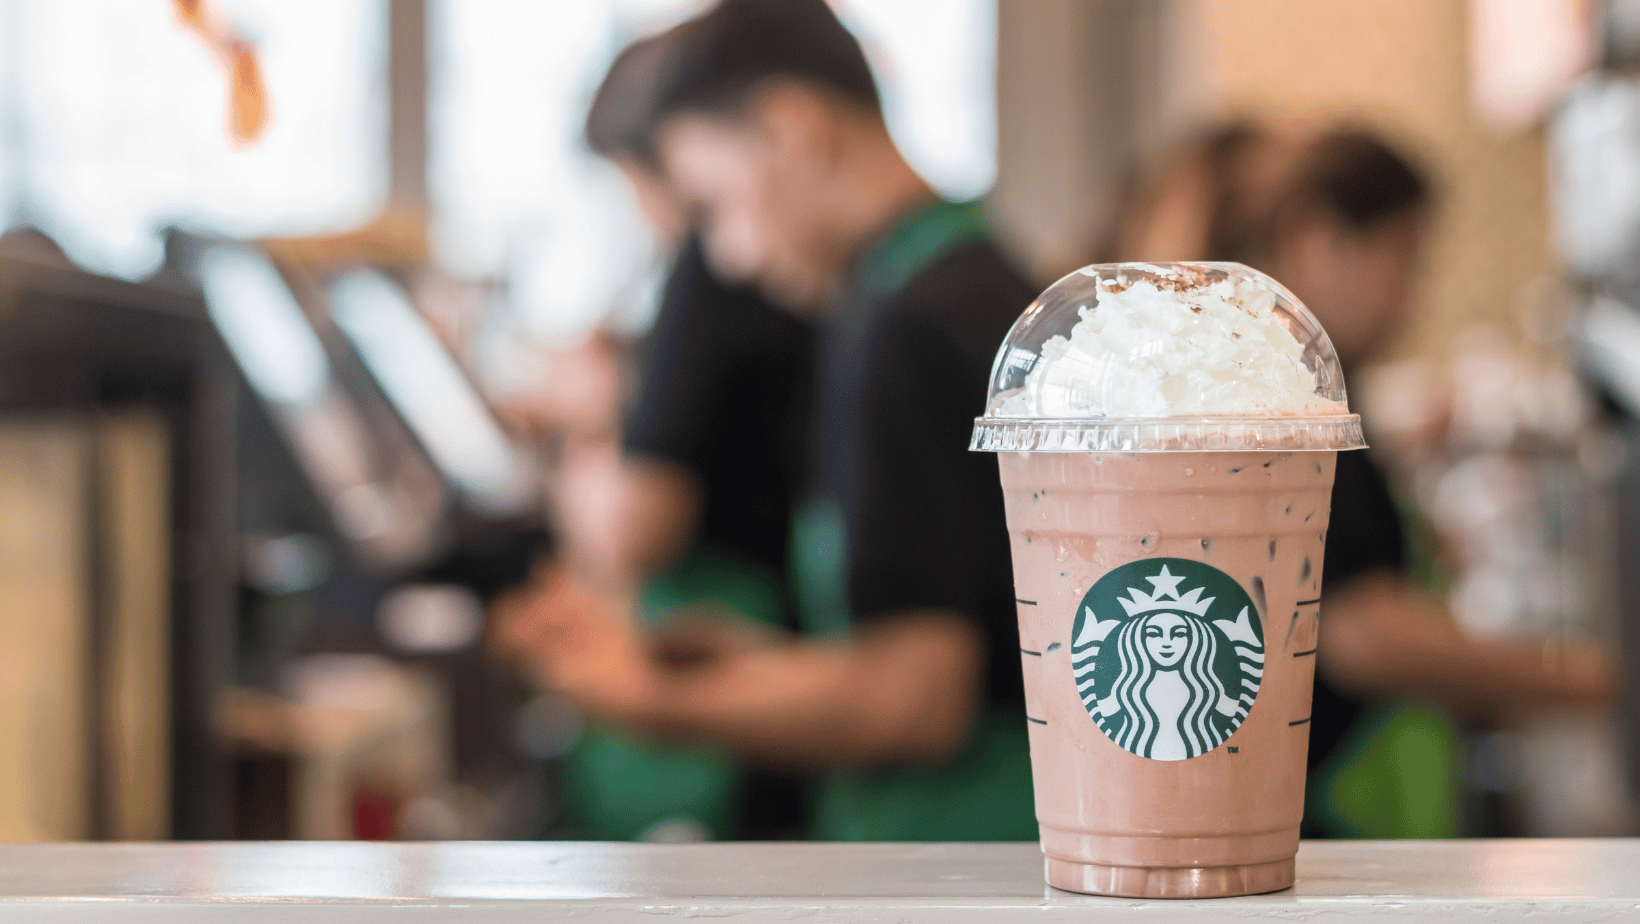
left=0, top=839, right=1636, bottom=921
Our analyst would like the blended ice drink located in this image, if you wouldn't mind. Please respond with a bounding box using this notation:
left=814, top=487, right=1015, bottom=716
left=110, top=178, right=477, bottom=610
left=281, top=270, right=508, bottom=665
left=970, top=263, right=1364, bottom=898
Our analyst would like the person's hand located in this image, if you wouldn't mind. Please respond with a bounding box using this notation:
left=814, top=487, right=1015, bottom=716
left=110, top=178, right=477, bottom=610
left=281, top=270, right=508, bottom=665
left=1537, top=638, right=1618, bottom=707
left=489, top=568, right=660, bottom=722
left=652, top=608, right=782, bottom=668
left=1481, top=638, right=1617, bottom=727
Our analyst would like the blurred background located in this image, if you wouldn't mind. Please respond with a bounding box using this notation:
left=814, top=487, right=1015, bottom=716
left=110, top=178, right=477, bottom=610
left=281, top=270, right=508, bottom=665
left=0, top=0, right=1637, bottom=841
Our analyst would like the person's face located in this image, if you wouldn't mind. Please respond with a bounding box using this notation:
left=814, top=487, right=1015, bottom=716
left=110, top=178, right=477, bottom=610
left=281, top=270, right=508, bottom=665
left=655, top=95, right=841, bottom=311
left=613, top=157, right=687, bottom=253
left=1143, top=613, right=1189, bottom=668
left=1278, top=211, right=1428, bottom=367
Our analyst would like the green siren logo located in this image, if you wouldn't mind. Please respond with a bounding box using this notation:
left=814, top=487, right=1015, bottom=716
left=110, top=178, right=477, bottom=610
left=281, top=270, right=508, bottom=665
left=1072, top=558, right=1264, bottom=760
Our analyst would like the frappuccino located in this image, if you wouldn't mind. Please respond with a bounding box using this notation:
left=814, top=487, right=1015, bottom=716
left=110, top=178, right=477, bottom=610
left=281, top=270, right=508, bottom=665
left=972, top=263, right=1364, bottom=898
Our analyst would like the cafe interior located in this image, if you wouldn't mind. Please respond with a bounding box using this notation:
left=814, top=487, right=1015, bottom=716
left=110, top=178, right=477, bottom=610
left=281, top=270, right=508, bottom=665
left=0, top=0, right=1637, bottom=855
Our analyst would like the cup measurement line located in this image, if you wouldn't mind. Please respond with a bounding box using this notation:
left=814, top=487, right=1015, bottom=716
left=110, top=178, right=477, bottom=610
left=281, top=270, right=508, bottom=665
left=1016, top=597, right=1038, bottom=606
left=1027, top=716, right=1048, bottom=725
left=1295, top=597, right=1322, bottom=607
left=1288, top=717, right=1311, bottom=726
left=1291, top=648, right=1317, bottom=657
left=1020, top=648, right=1042, bottom=656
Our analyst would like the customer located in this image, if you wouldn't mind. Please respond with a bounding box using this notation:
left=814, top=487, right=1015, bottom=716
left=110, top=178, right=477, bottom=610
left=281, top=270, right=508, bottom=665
left=1243, top=130, right=1615, bottom=836
left=496, top=0, right=1037, bottom=841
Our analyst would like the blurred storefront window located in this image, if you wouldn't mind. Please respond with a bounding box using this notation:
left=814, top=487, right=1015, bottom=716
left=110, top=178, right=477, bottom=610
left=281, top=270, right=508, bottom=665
left=0, top=0, right=995, bottom=342
left=0, top=0, right=387, bottom=279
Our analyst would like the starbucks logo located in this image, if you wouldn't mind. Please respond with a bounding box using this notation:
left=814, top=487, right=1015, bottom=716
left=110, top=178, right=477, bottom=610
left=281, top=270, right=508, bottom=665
left=1072, top=558, right=1264, bottom=760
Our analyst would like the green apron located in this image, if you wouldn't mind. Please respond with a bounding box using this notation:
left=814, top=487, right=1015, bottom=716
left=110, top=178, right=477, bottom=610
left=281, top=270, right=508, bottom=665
left=1305, top=700, right=1459, bottom=839
left=562, top=543, right=787, bottom=841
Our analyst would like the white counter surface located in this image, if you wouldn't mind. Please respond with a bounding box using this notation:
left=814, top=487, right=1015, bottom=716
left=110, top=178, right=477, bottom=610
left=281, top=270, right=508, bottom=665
left=0, top=840, right=1636, bottom=921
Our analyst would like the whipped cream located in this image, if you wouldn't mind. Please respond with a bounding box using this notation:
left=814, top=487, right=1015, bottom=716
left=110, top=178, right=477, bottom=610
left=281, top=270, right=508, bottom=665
left=994, top=268, right=1345, bottom=419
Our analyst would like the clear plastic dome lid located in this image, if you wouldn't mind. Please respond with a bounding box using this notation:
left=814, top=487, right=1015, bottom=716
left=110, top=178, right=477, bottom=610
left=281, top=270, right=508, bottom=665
left=971, top=262, right=1364, bottom=453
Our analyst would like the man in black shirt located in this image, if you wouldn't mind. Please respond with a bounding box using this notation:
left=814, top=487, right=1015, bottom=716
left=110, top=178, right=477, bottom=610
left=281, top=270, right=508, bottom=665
left=557, top=33, right=812, bottom=597
left=505, top=0, right=1037, bottom=839
left=619, top=236, right=815, bottom=842
left=622, top=236, right=810, bottom=587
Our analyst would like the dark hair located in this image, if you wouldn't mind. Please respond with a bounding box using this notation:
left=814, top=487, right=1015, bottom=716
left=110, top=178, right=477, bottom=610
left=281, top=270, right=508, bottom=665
left=1196, top=123, right=1271, bottom=261
left=1097, top=122, right=1270, bottom=264
left=585, top=33, right=672, bottom=163
left=1278, top=130, right=1432, bottom=233
left=648, top=0, right=881, bottom=126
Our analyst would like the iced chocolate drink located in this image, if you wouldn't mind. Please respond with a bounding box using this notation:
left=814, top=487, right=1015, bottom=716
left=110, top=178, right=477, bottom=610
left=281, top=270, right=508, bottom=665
left=971, top=263, right=1364, bottom=898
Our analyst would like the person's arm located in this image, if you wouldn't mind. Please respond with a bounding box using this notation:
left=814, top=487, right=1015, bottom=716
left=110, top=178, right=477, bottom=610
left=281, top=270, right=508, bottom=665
left=620, top=611, right=983, bottom=765
left=620, top=456, right=704, bottom=575
left=551, top=444, right=703, bottom=586
left=494, top=572, right=985, bottom=765
left=620, top=304, right=1003, bottom=765
left=1316, top=569, right=1614, bottom=719
left=502, top=294, right=998, bottom=766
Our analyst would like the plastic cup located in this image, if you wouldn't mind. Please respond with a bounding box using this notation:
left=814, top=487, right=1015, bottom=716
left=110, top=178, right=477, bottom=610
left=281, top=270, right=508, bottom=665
left=971, top=263, right=1365, bottom=898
